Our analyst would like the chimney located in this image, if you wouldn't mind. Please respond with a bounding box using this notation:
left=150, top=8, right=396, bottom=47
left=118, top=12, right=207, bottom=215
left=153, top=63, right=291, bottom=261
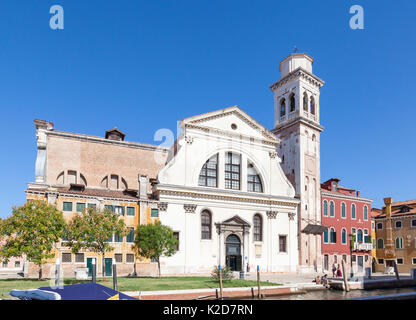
left=138, top=174, right=148, bottom=200
left=356, top=191, right=360, bottom=197
left=105, top=128, right=126, bottom=141
left=383, top=197, right=395, bottom=259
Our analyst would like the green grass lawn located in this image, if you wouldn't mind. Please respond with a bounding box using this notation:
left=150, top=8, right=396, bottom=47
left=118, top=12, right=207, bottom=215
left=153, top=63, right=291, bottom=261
left=0, top=276, right=280, bottom=299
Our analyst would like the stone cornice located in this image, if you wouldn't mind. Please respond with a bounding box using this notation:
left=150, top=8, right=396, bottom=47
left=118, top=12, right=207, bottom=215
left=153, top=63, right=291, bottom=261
left=157, top=184, right=299, bottom=207
left=269, top=67, right=325, bottom=92
left=47, top=130, right=169, bottom=153
left=184, top=123, right=278, bottom=146
left=321, top=191, right=373, bottom=203
left=272, top=115, right=324, bottom=133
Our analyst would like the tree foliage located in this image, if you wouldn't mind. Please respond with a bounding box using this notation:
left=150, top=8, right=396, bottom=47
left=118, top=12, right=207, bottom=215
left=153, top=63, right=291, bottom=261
left=0, top=201, right=66, bottom=279
left=211, top=265, right=234, bottom=281
left=66, top=207, right=128, bottom=278
left=134, top=221, right=178, bottom=277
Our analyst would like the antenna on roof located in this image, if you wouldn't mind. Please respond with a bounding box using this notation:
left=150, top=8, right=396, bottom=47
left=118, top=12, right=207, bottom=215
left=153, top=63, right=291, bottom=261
left=293, top=46, right=299, bottom=53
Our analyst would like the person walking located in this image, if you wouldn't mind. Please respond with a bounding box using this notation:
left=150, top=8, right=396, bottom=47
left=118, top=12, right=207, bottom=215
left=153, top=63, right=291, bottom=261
left=332, top=263, right=337, bottom=277
left=336, top=264, right=342, bottom=278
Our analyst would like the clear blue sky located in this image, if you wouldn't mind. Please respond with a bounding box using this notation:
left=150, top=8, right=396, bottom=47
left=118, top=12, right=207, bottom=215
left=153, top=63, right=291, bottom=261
left=0, top=0, right=415, bottom=217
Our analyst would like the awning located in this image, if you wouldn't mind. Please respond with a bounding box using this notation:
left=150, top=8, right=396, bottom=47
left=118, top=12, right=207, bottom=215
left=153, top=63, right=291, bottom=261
left=302, top=224, right=328, bottom=235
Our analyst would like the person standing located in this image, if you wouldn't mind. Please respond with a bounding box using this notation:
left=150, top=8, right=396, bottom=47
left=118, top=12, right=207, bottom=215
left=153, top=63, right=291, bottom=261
left=332, top=263, right=337, bottom=277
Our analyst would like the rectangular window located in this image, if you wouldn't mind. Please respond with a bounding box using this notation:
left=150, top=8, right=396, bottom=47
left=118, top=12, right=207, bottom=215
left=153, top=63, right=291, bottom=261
left=342, top=254, right=347, bottom=262
left=397, top=258, right=404, bottom=265
left=352, top=255, right=356, bottom=263
left=126, top=207, right=135, bottom=216
left=395, top=221, right=402, bottom=229
left=126, top=254, right=135, bottom=263
left=412, top=258, right=416, bottom=265
left=62, top=253, right=72, bottom=263
left=365, top=255, right=369, bottom=262
left=104, top=205, right=115, bottom=213
left=15, top=261, right=20, bottom=268
left=2, top=261, right=8, bottom=268
left=87, top=203, right=97, bottom=210
left=114, top=254, right=122, bottom=263
left=75, top=253, right=84, bottom=263
left=378, top=259, right=384, bottom=264
left=126, top=228, right=135, bottom=243
left=63, top=202, right=73, bottom=212
left=173, top=232, right=179, bottom=251
left=412, top=220, right=416, bottom=228
left=334, top=255, right=338, bottom=263
left=151, top=208, right=159, bottom=218
left=114, top=233, right=123, bottom=243
left=377, top=222, right=383, bottom=230
left=225, top=152, right=241, bottom=190
left=76, top=202, right=86, bottom=213
left=279, top=235, right=287, bottom=253
left=115, top=206, right=124, bottom=216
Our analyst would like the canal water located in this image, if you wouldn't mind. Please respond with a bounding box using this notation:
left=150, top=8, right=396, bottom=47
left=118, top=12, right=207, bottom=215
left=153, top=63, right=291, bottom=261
left=268, top=287, right=416, bottom=300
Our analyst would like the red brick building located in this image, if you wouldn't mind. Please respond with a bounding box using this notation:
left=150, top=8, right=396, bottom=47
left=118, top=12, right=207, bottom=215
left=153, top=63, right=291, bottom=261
left=321, top=178, right=372, bottom=276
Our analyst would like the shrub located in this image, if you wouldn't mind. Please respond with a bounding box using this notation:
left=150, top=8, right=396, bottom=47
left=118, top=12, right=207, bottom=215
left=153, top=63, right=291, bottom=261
left=211, top=265, right=234, bottom=281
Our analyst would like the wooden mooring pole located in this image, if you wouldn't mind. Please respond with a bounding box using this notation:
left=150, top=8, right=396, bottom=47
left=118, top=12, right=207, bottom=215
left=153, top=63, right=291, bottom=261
left=219, top=265, right=223, bottom=300
left=257, top=265, right=261, bottom=299
left=342, top=259, right=350, bottom=292
left=393, top=261, right=400, bottom=281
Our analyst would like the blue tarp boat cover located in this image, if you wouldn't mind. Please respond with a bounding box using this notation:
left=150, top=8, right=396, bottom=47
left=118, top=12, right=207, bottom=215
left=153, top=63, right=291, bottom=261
left=37, top=283, right=136, bottom=300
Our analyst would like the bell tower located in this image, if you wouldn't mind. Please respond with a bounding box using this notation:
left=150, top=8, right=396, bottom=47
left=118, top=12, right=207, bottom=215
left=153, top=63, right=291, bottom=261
left=271, top=53, right=325, bottom=273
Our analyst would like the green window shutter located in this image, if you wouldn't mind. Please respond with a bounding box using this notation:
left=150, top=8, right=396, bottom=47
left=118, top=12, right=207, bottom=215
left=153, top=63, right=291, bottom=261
left=105, top=205, right=115, bottom=212
left=87, top=203, right=97, bottom=210
left=126, top=228, right=135, bottom=243
left=63, top=202, right=73, bottom=212
left=76, top=203, right=86, bottom=212
left=114, top=233, right=123, bottom=242
left=127, top=207, right=135, bottom=216
left=151, top=208, right=159, bottom=218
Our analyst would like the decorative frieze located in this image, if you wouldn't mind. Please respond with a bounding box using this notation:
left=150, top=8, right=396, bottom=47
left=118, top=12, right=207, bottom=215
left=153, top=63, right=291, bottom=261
left=269, top=151, right=278, bottom=159
left=266, top=211, right=278, bottom=219
left=185, top=135, right=194, bottom=144
left=183, top=204, right=197, bottom=213
left=157, top=202, right=168, bottom=211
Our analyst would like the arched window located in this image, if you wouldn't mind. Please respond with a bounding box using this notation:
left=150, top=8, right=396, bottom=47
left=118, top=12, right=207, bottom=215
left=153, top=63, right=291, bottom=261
left=303, top=92, right=308, bottom=111
left=253, top=214, right=263, bottom=241
left=289, top=93, right=296, bottom=112
left=310, top=96, right=315, bottom=115
left=56, top=171, right=64, bottom=185
left=330, top=228, right=336, bottom=243
left=323, top=200, right=328, bottom=216
left=329, top=201, right=335, bottom=217
left=351, top=204, right=356, bottom=219
left=342, top=229, right=347, bottom=244
left=341, top=203, right=346, bottom=218
left=80, top=174, right=88, bottom=186
left=247, top=162, right=263, bottom=193
left=201, top=210, right=212, bottom=239
left=323, top=228, right=329, bottom=243
left=395, top=237, right=403, bottom=249
left=225, top=152, right=241, bottom=190
left=198, top=154, right=218, bottom=187
left=377, top=238, right=384, bottom=249
left=357, top=229, right=363, bottom=242
left=280, top=99, right=286, bottom=117
left=363, top=206, right=368, bottom=221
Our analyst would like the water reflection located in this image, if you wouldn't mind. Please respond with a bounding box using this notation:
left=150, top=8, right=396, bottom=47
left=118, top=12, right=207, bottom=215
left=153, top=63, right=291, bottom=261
left=267, top=287, right=416, bottom=300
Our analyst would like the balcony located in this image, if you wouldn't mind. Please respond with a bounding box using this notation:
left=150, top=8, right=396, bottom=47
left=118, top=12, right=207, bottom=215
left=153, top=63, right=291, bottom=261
left=353, top=242, right=373, bottom=251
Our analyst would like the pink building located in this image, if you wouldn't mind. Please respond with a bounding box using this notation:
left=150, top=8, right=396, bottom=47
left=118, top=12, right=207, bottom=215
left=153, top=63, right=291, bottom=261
left=321, top=178, right=372, bottom=276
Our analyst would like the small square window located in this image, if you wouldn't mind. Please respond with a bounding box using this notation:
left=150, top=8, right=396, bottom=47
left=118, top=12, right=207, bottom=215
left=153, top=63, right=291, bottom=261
left=115, top=206, right=124, bottom=216
left=378, top=259, right=384, bottom=264
left=377, top=223, right=383, bottom=230
left=395, top=221, right=402, bottom=229
left=127, top=207, right=135, bottom=216
left=2, top=261, right=8, bottom=268
left=15, top=261, right=20, bottom=268
left=75, top=253, right=84, bottom=263
left=114, top=254, right=122, bottom=263
left=397, top=258, right=404, bottom=265
left=151, top=208, right=159, bottom=218
left=412, top=220, right=416, bottom=228
left=342, top=255, right=347, bottom=262
left=126, top=254, right=135, bottom=263
left=63, top=202, right=73, bottom=212
left=62, top=253, right=72, bottom=263
left=412, top=258, right=416, bottom=265
left=76, top=203, right=86, bottom=213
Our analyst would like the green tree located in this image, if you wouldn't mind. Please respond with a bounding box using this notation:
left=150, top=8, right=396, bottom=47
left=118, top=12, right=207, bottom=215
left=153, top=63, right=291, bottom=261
left=66, top=207, right=128, bottom=280
left=0, top=201, right=66, bottom=280
left=134, top=221, right=178, bottom=277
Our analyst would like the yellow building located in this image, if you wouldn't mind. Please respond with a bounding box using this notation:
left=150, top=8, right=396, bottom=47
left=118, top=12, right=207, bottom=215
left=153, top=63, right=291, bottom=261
left=373, top=198, right=416, bottom=274
left=25, top=120, right=168, bottom=278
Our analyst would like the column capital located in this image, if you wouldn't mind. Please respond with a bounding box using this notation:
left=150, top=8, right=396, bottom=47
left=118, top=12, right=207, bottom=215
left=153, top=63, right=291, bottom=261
left=266, top=210, right=278, bottom=219
left=157, top=202, right=168, bottom=211
left=288, top=212, right=296, bottom=221
left=184, top=203, right=197, bottom=213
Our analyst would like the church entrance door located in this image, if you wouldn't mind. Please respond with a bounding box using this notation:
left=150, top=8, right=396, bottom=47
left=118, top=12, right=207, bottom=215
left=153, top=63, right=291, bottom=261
left=226, top=234, right=242, bottom=271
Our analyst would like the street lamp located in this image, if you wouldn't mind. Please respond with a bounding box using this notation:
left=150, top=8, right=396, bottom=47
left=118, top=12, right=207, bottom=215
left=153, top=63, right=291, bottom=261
left=348, top=233, right=354, bottom=279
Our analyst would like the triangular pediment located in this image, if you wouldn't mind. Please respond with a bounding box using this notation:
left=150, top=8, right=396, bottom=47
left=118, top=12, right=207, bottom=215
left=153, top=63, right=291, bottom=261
left=222, top=215, right=251, bottom=227
left=181, top=106, right=276, bottom=142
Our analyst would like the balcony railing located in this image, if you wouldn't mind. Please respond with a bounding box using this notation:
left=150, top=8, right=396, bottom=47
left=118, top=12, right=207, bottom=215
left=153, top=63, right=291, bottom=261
left=353, top=242, right=373, bottom=251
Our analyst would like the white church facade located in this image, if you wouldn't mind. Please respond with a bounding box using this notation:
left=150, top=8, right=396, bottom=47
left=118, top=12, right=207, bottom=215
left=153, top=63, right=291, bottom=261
left=156, top=107, right=300, bottom=274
